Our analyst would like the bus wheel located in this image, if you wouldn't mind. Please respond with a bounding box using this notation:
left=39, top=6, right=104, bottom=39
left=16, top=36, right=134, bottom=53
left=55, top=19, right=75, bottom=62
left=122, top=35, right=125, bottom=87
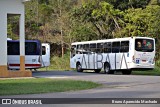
left=76, top=63, right=83, bottom=72
left=122, top=70, right=132, bottom=75
left=94, top=69, right=101, bottom=73
left=104, top=63, right=111, bottom=74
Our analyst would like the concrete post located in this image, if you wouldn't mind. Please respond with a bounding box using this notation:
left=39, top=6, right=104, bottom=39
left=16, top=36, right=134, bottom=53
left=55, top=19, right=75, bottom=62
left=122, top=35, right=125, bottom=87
left=0, top=12, right=8, bottom=77
left=0, top=0, right=32, bottom=77
left=20, top=13, right=25, bottom=71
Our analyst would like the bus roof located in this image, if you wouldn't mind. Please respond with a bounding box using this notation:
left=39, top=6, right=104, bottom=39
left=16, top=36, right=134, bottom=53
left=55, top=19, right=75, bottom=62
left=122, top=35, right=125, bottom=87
left=7, top=39, right=41, bottom=43
left=71, top=37, right=154, bottom=45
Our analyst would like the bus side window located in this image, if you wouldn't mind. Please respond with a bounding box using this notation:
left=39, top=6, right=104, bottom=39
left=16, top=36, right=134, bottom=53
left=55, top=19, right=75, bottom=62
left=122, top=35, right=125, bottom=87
left=112, top=42, right=120, bottom=53
left=77, top=44, right=83, bottom=50
left=120, top=41, right=129, bottom=52
left=76, top=51, right=82, bottom=54
left=83, top=44, right=90, bottom=54
left=97, top=43, right=103, bottom=53
left=104, top=42, right=111, bottom=53
left=8, top=42, right=20, bottom=55
left=90, top=43, right=96, bottom=53
left=76, top=45, right=82, bottom=54
left=25, top=42, right=37, bottom=55
left=71, top=45, right=76, bottom=58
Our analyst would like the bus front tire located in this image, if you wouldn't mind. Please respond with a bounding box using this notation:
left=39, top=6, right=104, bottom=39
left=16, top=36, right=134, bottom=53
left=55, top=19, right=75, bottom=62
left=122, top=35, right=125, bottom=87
left=122, top=70, right=132, bottom=75
left=76, top=63, right=83, bottom=72
left=104, top=63, right=114, bottom=74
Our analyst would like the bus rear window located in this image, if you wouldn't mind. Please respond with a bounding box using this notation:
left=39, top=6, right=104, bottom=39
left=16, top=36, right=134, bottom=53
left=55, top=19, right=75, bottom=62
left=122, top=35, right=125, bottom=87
left=135, top=39, right=154, bottom=52
left=25, top=42, right=37, bottom=55
left=7, top=41, right=39, bottom=55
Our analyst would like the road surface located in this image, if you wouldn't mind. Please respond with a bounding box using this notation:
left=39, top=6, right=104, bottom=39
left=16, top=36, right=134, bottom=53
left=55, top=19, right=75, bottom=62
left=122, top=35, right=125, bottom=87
left=0, top=71, right=160, bottom=107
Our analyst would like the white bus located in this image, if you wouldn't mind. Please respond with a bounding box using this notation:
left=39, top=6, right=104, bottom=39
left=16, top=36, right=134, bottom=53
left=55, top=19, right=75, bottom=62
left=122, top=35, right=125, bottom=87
left=70, top=37, right=155, bottom=74
left=7, top=39, right=50, bottom=70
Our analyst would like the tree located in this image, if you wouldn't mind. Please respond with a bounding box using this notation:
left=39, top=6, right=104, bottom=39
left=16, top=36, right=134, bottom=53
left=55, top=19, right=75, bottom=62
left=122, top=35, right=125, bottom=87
left=38, top=0, right=49, bottom=5
left=25, top=0, right=78, bottom=56
left=71, top=1, right=124, bottom=39
left=105, top=0, right=151, bottom=10
left=120, top=5, right=160, bottom=38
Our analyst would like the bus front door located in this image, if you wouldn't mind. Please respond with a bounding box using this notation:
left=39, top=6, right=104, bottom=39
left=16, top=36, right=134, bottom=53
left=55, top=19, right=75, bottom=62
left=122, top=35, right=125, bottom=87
left=42, top=43, right=50, bottom=67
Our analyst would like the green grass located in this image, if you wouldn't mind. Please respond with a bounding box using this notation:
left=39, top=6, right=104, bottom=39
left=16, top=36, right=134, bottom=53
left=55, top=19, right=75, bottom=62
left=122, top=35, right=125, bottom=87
left=0, top=78, right=100, bottom=96
left=132, top=66, right=160, bottom=76
left=40, top=52, right=71, bottom=71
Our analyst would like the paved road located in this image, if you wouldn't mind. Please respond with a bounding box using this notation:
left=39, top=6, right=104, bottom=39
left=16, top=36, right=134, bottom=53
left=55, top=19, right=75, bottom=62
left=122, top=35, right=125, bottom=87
left=1, top=71, right=160, bottom=107
left=31, top=71, right=160, bottom=98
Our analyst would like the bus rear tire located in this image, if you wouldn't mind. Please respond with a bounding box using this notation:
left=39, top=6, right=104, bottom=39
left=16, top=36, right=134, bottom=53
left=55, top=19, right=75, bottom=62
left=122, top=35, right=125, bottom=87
left=104, top=63, right=114, bottom=74
left=122, top=70, right=132, bottom=75
left=76, top=63, right=83, bottom=72
left=94, top=69, right=101, bottom=73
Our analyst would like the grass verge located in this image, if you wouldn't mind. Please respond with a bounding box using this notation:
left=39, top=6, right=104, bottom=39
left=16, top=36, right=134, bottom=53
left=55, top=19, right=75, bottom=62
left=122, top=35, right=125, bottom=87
left=0, top=78, right=101, bottom=96
left=40, top=52, right=71, bottom=71
left=132, top=67, right=160, bottom=76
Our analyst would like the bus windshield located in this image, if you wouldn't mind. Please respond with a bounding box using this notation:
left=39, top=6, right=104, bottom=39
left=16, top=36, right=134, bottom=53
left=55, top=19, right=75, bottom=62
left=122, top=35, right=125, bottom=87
left=135, top=39, right=154, bottom=52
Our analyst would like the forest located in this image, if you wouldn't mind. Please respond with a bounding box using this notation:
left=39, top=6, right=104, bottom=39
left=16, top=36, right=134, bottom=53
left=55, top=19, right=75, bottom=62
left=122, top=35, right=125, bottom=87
left=7, top=0, right=160, bottom=69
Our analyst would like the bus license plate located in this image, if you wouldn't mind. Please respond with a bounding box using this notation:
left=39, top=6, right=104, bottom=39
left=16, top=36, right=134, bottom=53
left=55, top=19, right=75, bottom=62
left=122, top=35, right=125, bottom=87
left=142, top=60, right=146, bottom=62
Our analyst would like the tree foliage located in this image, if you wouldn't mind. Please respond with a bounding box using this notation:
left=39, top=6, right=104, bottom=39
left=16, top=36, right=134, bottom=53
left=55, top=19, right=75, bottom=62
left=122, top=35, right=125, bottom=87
left=105, top=0, right=151, bottom=10
left=7, top=0, right=160, bottom=58
left=72, top=1, right=124, bottom=39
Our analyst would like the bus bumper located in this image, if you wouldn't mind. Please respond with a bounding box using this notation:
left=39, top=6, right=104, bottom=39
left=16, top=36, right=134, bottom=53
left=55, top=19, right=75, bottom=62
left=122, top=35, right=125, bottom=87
left=129, top=63, right=155, bottom=70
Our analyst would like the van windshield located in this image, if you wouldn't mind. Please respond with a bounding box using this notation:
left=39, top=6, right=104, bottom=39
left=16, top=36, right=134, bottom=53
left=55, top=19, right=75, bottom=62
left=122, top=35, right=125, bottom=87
left=135, top=39, right=154, bottom=52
